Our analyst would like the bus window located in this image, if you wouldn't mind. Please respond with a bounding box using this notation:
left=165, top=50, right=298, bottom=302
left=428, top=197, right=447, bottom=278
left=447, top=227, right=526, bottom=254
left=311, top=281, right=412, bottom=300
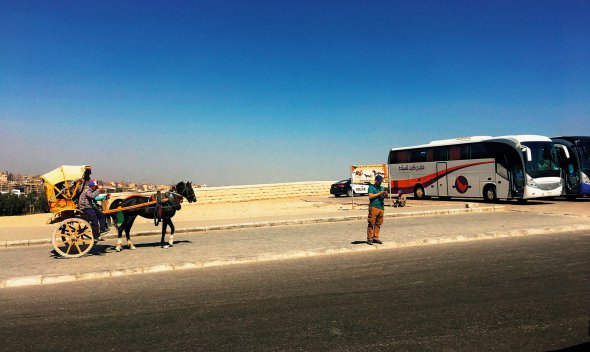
left=470, top=143, right=491, bottom=159
left=392, top=151, right=409, bottom=163
left=388, top=152, right=395, bottom=164
left=460, top=145, right=469, bottom=159
left=556, top=147, right=577, bottom=177
left=399, top=151, right=409, bottom=163
left=522, top=141, right=560, bottom=178
left=579, top=142, right=590, bottom=173
left=496, top=162, right=509, bottom=180
left=433, top=147, right=447, bottom=161
left=449, top=146, right=468, bottom=160
left=449, top=146, right=459, bottom=160
left=427, top=149, right=434, bottom=162
left=410, top=149, right=427, bottom=162
left=514, top=167, right=525, bottom=187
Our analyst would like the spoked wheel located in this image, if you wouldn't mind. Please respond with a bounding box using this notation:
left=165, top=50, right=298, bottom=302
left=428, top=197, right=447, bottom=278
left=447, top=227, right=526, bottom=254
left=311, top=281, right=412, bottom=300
left=52, top=218, right=95, bottom=258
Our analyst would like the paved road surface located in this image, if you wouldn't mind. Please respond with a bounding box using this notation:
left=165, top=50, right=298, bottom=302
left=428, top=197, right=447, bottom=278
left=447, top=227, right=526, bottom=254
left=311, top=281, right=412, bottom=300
left=2, top=211, right=588, bottom=282
left=1, top=233, right=589, bottom=351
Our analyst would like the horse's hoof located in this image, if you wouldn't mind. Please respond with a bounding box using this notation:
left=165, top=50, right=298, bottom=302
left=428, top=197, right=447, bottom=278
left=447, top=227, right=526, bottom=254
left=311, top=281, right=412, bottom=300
left=115, top=245, right=122, bottom=252
left=126, top=240, right=137, bottom=250
left=168, top=241, right=174, bottom=247
left=161, top=244, right=169, bottom=249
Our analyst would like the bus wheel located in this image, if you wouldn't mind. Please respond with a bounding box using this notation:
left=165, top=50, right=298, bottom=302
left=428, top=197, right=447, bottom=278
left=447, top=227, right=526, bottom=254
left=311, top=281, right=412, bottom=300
left=483, top=185, right=497, bottom=202
left=414, top=185, right=425, bottom=200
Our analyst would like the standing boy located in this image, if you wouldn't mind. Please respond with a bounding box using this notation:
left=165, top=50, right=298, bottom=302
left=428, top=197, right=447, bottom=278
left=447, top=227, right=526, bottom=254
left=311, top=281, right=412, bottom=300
left=367, top=175, right=387, bottom=245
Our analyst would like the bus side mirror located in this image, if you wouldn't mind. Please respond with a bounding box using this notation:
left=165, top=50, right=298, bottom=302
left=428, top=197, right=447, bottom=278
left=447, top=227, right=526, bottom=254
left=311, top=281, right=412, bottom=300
left=522, top=147, right=532, bottom=162
left=558, top=145, right=570, bottom=159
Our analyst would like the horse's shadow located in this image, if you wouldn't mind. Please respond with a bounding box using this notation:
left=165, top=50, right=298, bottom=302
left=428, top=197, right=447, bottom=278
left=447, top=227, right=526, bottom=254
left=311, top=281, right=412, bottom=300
left=133, top=240, right=192, bottom=249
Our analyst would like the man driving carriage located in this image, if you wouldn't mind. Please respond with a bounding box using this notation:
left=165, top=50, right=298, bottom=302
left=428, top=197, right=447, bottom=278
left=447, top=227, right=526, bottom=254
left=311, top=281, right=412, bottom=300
left=79, top=180, right=109, bottom=241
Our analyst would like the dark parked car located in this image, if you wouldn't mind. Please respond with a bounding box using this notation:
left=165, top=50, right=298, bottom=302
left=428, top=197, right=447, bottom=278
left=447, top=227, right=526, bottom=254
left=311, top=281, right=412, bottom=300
left=330, top=179, right=353, bottom=197
left=330, top=179, right=369, bottom=197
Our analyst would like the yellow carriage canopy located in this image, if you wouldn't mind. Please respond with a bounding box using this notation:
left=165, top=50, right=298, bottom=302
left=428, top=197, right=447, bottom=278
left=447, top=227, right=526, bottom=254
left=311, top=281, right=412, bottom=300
left=41, top=165, right=90, bottom=186
left=41, top=165, right=92, bottom=214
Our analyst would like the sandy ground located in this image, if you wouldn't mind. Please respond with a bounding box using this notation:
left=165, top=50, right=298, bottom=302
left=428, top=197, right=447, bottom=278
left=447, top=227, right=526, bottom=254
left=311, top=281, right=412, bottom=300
left=411, top=196, right=590, bottom=218
left=0, top=196, right=362, bottom=237
left=1, top=195, right=588, bottom=240
left=125, top=197, right=359, bottom=225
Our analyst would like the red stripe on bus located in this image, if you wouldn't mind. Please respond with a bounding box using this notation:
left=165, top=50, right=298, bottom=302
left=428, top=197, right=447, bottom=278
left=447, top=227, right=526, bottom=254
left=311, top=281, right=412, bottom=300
left=390, top=161, right=494, bottom=189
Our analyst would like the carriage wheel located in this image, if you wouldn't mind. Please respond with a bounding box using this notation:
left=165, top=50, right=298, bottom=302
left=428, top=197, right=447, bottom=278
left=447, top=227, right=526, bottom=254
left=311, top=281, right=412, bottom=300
left=52, top=218, right=95, bottom=258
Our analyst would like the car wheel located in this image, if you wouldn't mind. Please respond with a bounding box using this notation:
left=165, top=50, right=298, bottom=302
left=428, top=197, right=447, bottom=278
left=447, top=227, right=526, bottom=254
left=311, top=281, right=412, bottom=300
left=347, top=189, right=353, bottom=197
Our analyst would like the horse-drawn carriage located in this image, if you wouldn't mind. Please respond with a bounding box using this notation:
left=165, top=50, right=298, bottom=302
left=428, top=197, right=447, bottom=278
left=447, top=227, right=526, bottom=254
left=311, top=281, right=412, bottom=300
left=42, top=165, right=97, bottom=258
left=42, top=165, right=196, bottom=258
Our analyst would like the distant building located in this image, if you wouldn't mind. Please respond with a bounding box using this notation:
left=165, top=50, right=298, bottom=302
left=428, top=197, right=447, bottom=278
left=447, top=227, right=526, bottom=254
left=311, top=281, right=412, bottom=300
left=22, top=182, right=44, bottom=195
left=0, top=169, right=195, bottom=198
left=0, top=171, right=43, bottom=195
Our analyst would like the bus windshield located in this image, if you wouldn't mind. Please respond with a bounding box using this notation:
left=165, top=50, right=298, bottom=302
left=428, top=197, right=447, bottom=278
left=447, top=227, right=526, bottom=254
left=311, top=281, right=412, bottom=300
left=578, top=141, right=590, bottom=174
left=522, top=142, right=560, bottom=178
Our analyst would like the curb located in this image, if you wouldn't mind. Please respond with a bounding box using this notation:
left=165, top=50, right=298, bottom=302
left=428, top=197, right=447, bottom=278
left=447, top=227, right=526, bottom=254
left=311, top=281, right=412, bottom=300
left=0, top=206, right=505, bottom=249
left=2, top=222, right=588, bottom=289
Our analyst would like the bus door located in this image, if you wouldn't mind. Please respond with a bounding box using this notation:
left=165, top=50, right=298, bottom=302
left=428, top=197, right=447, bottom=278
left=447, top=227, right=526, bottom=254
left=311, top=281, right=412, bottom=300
left=557, top=147, right=580, bottom=195
left=436, top=162, right=449, bottom=197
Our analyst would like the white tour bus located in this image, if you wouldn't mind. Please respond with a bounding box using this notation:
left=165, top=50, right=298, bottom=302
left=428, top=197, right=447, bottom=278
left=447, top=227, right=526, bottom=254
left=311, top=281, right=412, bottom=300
left=387, top=135, right=562, bottom=202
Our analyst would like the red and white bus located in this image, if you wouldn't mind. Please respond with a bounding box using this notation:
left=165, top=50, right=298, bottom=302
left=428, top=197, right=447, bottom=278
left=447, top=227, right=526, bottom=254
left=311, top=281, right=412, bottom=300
left=387, top=135, right=562, bottom=202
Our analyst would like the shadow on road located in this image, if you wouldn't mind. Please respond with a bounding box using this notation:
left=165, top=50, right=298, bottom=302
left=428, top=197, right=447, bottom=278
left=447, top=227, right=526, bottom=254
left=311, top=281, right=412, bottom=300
left=50, top=244, right=114, bottom=259
left=49, top=240, right=192, bottom=259
left=351, top=240, right=370, bottom=245
left=133, top=240, right=192, bottom=249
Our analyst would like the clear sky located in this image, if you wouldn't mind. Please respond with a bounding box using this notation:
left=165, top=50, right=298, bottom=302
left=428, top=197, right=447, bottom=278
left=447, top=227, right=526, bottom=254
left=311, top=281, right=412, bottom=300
left=1, top=0, right=589, bottom=186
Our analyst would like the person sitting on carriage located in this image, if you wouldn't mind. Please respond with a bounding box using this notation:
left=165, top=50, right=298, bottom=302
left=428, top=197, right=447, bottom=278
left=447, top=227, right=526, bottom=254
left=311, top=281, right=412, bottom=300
left=78, top=180, right=108, bottom=241
left=92, top=191, right=110, bottom=236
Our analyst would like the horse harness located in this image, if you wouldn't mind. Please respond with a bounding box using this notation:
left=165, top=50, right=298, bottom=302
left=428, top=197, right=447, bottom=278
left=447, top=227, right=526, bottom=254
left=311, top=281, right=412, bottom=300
left=153, top=190, right=183, bottom=226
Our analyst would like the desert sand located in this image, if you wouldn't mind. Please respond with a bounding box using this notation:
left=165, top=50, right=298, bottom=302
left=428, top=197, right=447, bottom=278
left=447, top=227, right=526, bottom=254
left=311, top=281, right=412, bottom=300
left=0, top=196, right=363, bottom=240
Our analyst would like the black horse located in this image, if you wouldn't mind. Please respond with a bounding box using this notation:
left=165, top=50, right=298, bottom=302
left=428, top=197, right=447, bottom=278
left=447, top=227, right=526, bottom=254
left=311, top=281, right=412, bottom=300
left=108, top=181, right=197, bottom=251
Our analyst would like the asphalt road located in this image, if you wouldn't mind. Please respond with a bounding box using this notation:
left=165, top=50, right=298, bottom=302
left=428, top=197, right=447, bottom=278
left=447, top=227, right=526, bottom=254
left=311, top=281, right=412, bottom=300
left=1, top=233, right=589, bottom=352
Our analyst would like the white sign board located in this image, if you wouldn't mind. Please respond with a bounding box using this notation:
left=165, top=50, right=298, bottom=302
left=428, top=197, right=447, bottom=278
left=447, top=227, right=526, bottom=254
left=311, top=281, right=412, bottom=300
left=351, top=164, right=388, bottom=184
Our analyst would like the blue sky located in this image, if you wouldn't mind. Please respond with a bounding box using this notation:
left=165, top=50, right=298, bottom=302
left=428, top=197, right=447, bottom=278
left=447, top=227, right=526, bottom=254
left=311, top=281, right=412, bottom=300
left=1, top=0, right=588, bottom=185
